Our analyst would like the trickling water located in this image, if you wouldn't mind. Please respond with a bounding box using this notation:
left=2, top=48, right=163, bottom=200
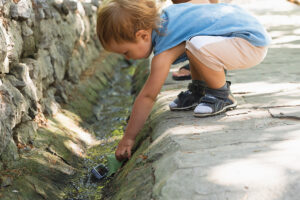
left=64, top=61, right=138, bottom=200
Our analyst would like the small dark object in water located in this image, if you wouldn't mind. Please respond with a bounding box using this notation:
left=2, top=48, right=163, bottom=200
left=91, top=164, right=108, bottom=180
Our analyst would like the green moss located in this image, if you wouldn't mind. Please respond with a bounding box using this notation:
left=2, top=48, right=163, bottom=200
left=0, top=56, right=150, bottom=200
left=64, top=54, right=121, bottom=121
left=63, top=58, right=150, bottom=200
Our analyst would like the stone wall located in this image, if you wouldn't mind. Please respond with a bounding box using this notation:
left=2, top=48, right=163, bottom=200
left=0, top=0, right=101, bottom=171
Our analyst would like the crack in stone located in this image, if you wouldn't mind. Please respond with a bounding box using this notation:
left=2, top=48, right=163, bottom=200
left=268, top=109, right=300, bottom=120
left=255, top=104, right=300, bottom=109
left=271, top=115, right=300, bottom=120
left=150, top=166, right=156, bottom=200
left=182, top=138, right=288, bottom=151
left=28, top=180, right=47, bottom=200
left=165, top=116, right=182, bottom=120
left=45, top=146, right=71, bottom=166
left=228, top=138, right=287, bottom=146
left=233, top=91, right=252, bottom=94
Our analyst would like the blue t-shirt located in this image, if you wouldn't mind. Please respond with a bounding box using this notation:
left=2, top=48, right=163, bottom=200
left=151, top=3, right=271, bottom=64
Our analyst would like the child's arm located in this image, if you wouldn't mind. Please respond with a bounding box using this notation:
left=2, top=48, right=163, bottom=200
left=115, top=43, right=186, bottom=161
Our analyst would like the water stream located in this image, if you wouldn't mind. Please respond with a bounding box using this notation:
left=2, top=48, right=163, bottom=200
left=64, top=61, right=138, bottom=200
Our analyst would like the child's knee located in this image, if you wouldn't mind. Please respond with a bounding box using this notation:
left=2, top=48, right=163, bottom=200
left=186, top=36, right=268, bottom=71
left=185, top=37, right=227, bottom=71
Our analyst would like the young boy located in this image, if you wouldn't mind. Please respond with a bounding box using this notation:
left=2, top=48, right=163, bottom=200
left=171, top=0, right=219, bottom=81
left=97, top=0, right=271, bottom=161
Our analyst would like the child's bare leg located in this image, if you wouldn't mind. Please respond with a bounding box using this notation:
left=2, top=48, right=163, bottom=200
left=185, top=35, right=268, bottom=117
left=187, top=50, right=225, bottom=89
left=189, top=60, right=204, bottom=81
left=187, top=50, right=236, bottom=117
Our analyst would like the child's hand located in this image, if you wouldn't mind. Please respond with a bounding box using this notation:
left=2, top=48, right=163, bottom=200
left=115, top=136, right=135, bottom=161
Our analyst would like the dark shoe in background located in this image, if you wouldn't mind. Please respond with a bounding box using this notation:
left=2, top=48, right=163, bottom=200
left=172, top=64, right=192, bottom=81
left=169, top=80, right=206, bottom=111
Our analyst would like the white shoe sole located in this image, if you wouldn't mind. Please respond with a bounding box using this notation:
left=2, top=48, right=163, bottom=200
left=193, top=97, right=237, bottom=117
left=169, top=103, right=198, bottom=111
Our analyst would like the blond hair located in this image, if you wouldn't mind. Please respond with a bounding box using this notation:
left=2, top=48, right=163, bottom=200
left=97, top=0, right=160, bottom=50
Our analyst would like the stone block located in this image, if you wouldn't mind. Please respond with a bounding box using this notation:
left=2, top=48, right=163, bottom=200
left=82, top=3, right=93, bottom=17
left=6, top=21, right=23, bottom=64
left=41, top=87, right=60, bottom=116
left=1, top=0, right=11, bottom=17
left=66, top=52, right=81, bottom=83
left=0, top=22, right=9, bottom=73
left=21, top=21, right=33, bottom=36
left=1, top=176, right=13, bottom=187
left=0, top=85, right=12, bottom=155
left=33, top=0, right=53, bottom=19
left=5, top=75, right=26, bottom=89
left=269, top=106, right=300, bottom=119
left=22, top=35, right=36, bottom=58
left=0, top=138, right=19, bottom=163
left=49, top=43, right=67, bottom=81
left=13, top=121, right=38, bottom=145
left=63, top=0, right=78, bottom=12
left=1, top=80, right=28, bottom=128
left=22, top=58, right=43, bottom=99
left=36, top=50, right=54, bottom=87
left=10, top=0, right=32, bottom=20
left=9, top=63, right=38, bottom=102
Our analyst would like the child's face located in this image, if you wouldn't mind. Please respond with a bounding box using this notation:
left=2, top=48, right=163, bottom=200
left=107, top=29, right=153, bottom=60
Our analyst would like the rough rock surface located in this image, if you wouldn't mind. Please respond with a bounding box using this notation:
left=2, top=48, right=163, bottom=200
left=104, top=0, right=300, bottom=200
left=0, top=0, right=113, bottom=199
left=0, top=0, right=100, bottom=161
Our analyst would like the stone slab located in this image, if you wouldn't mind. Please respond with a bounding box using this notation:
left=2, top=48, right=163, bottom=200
left=108, top=1, right=300, bottom=200
left=269, top=106, right=300, bottom=119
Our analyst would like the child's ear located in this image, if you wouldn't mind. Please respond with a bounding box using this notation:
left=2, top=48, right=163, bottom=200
left=135, top=30, right=150, bottom=41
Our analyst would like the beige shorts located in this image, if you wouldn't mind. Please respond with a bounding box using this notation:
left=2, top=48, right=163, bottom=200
left=185, top=36, right=268, bottom=71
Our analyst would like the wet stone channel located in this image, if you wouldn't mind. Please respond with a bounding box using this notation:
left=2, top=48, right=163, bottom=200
left=64, top=60, right=147, bottom=200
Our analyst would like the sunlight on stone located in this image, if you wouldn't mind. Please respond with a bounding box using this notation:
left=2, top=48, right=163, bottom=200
left=77, top=2, right=86, bottom=17
left=65, top=140, right=85, bottom=157
left=207, top=130, right=300, bottom=199
left=170, top=125, right=226, bottom=135
left=55, top=112, right=97, bottom=146
left=54, top=0, right=63, bottom=3
left=232, top=82, right=300, bottom=94
left=272, top=35, right=300, bottom=45
left=32, top=153, right=75, bottom=175
left=150, top=124, right=223, bottom=149
left=259, top=15, right=300, bottom=27
left=239, top=0, right=300, bottom=28
left=266, top=130, right=300, bottom=171
left=272, top=44, right=300, bottom=48
left=208, top=159, right=286, bottom=186
left=294, top=28, right=300, bottom=35
left=269, top=31, right=289, bottom=38
left=238, top=0, right=297, bottom=12
left=223, top=109, right=268, bottom=122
